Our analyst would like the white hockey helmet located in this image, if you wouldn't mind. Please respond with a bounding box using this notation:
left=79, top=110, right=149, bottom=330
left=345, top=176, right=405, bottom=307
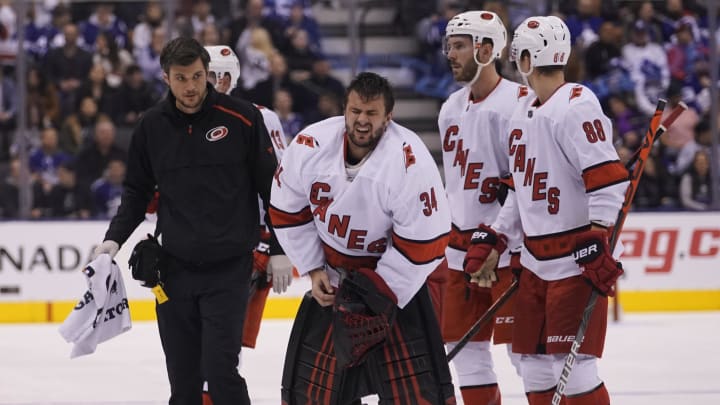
left=510, top=16, right=571, bottom=70
left=444, top=11, right=507, bottom=62
left=205, top=45, right=240, bottom=94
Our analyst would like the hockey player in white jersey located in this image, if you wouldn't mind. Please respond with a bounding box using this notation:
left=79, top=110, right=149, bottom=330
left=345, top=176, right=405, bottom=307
left=202, top=45, right=292, bottom=405
left=463, top=16, right=627, bottom=404
left=270, top=72, right=456, bottom=404
left=437, top=10, right=526, bottom=404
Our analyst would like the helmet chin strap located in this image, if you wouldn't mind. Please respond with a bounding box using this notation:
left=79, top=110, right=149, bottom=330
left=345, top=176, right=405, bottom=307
left=465, top=50, right=495, bottom=87
left=515, top=60, right=534, bottom=86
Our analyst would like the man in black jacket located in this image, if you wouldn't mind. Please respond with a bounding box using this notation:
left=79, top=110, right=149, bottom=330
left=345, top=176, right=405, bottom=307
left=91, top=37, right=281, bottom=405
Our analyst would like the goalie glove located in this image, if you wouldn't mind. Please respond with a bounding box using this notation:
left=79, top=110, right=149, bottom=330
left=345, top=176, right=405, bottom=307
left=332, top=268, right=397, bottom=369
left=573, top=230, right=624, bottom=297
left=463, top=224, right=507, bottom=287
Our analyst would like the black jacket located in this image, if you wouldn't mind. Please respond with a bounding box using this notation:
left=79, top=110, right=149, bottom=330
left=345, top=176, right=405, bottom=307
left=105, top=84, right=281, bottom=264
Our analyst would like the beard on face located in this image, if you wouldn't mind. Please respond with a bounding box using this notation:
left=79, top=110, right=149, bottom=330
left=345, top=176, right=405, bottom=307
left=452, top=58, right=479, bottom=82
left=346, top=121, right=386, bottom=149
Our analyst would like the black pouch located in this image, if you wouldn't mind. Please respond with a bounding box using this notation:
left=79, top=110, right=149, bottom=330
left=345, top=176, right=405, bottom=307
left=128, top=234, right=165, bottom=287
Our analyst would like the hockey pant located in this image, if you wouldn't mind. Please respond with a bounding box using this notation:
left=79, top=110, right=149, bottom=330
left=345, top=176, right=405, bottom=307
left=281, top=286, right=456, bottom=404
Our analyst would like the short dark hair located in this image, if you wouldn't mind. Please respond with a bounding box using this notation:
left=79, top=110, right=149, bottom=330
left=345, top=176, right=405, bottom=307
left=344, top=72, right=395, bottom=113
left=159, top=36, right=210, bottom=74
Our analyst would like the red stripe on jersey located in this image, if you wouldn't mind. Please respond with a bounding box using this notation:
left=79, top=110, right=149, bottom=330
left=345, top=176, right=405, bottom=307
left=449, top=224, right=474, bottom=251
left=524, top=225, right=591, bottom=260
left=322, top=243, right=380, bottom=270
left=268, top=205, right=313, bottom=228
left=212, top=104, right=252, bottom=127
left=582, top=160, right=629, bottom=192
left=391, top=232, right=449, bottom=265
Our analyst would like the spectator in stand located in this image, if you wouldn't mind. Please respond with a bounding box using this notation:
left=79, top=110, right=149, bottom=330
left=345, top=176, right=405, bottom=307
left=135, top=26, right=167, bottom=97
left=415, top=2, right=463, bottom=76
left=28, top=126, right=71, bottom=187
left=26, top=65, right=60, bottom=130
left=77, top=63, right=119, bottom=120
left=633, top=153, right=680, bottom=211
left=607, top=95, right=643, bottom=149
left=632, top=1, right=664, bottom=43
left=24, top=3, right=72, bottom=62
left=37, top=160, right=92, bottom=219
left=674, top=118, right=717, bottom=175
left=0, top=66, right=16, bottom=162
left=189, top=0, right=216, bottom=36
left=280, top=1, right=321, bottom=54
left=303, top=91, right=341, bottom=124
left=659, top=0, right=694, bottom=42
left=273, top=88, right=303, bottom=142
left=238, top=27, right=275, bottom=92
left=59, top=97, right=101, bottom=155
left=679, top=149, right=712, bottom=211
left=621, top=20, right=670, bottom=117
left=131, top=1, right=164, bottom=55
left=74, top=117, right=126, bottom=190
left=113, top=65, right=159, bottom=128
left=585, top=20, right=622, bottom=81
left=302, top=58, right=344, bottom=105
left=226, top=0, right=284, bottom=55
left=667, top=16, right=708, bottom=85
left=564, top=0, right=604, bottom=49
left=78, top=3, right=128, bottom=50
left=43, top=23, right=93, bottom=119
left=92, top=31, right=134, bottom=89
left=91, top=158, right=125, bottom=219
left=659, top=80, right=699, bottom=166
left=234, top=51, right=313, bottom=113
left=284, top=28, right=321, bottom=80
left=198, top=22, right=222, bottom=46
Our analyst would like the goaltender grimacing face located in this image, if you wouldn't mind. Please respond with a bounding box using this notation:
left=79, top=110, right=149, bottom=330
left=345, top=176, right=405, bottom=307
left=344, top=90, right=392, bottom=151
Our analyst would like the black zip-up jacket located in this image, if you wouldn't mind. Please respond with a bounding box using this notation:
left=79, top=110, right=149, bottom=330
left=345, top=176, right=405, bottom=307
left=105, top=83, right=282, bottom=265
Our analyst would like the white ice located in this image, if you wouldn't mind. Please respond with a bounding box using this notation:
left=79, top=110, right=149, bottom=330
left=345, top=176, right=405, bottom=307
left=1, top=312, right=719, bottom=404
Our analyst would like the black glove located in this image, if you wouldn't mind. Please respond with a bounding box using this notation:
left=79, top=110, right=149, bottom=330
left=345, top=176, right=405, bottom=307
left=128, top=234, right=164, bottom=288
left=573, top=230, right=624, bottom=297
left=332, top=268, right=397, bottom=369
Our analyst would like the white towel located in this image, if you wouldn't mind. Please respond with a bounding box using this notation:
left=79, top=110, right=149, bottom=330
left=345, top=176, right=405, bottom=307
left=58, top=254, right=132, bottom=358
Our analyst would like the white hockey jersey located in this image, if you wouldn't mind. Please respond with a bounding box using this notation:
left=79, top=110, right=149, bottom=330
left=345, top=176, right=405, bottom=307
left=438, top=78, right=530, bottom=270
left=270, top=116, right=451, bottom=308
left=493, top=83, right=629, bottom=280
left=257, top=105, right=288, bottom=232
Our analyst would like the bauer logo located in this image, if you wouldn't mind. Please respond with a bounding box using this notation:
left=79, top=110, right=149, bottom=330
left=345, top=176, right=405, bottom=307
left=205, top=126, right=229, bottom=142
left=573, top=244, right=598, bottom=260
left=471, top=231, right=488, bottom=240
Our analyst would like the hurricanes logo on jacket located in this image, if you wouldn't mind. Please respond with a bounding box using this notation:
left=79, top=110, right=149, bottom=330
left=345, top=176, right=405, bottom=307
left=205, top=126, right=229, bottom=142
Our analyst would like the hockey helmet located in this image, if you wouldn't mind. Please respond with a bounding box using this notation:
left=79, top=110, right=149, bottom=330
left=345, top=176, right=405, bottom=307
left=510, top=16, right=571, bottom=71
left=444, top=11, right=507, bottom=63
left=205, top=45, right=240, bottom=94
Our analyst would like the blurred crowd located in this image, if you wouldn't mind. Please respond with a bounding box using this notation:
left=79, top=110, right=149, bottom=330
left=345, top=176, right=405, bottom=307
left=415, top=0, right=718, bottom=212
left=0, top=0, right=717, bottom=220
left=0, top=0, right=345, bottom=220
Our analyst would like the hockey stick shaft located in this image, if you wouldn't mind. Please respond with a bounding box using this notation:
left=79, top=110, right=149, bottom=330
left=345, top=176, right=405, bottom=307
left=446, top=279, right=518, bottom=361
left=552, top=100, right=688, bottom=404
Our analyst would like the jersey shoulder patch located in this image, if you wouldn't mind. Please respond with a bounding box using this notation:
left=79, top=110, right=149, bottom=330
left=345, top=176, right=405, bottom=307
left=569, top=85, right=583, bottom=101
left=517, top=85, right=530, bottom=99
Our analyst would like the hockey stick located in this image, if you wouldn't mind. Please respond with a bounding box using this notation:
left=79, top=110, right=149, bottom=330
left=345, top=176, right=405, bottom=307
left=446, top=278, right=518, bottom=361
left=551, top=100, right=688, bottom=404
